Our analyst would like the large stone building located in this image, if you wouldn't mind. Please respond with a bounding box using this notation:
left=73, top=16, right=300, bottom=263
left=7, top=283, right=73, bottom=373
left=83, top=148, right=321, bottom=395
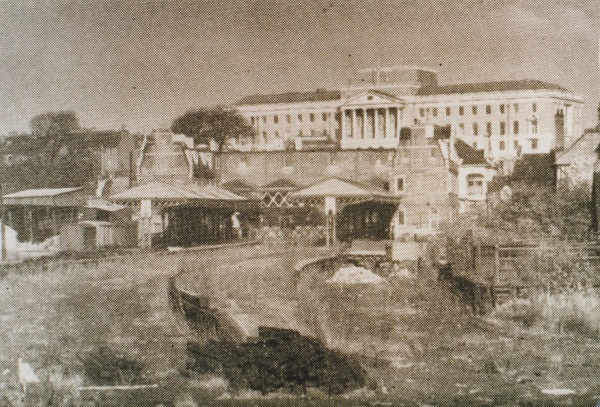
left=235, top=66, right=584, bottom=169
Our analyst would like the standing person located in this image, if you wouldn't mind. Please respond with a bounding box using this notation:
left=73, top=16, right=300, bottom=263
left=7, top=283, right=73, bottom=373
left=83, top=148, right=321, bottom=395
left=231, top=212, right=242, bottom=239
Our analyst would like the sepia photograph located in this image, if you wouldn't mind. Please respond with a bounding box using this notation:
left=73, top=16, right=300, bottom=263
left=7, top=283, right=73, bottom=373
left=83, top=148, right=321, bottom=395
left=0, top=0, right=599, bottom=405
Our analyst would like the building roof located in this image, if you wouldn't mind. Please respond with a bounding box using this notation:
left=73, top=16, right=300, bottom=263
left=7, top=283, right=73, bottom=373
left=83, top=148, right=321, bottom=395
left=289, top=177, right=398, bottom=201
left=3, top=187, right=83, bottom=198
left=235, top=79, right=572, bottom=107
left=63, top=129, right=124, bottom=149
left=361, top=176, right=390, bottom=191
left=84, top=199, right=128, bottom=212
left=454, top=139, right=487, bottom=165
left=236, top=90, right=342, bottom=106
left=2, top=187, right=85, bottom=207
left=260, top=178, right=299, bottom=191
left=221, top=179, right=257, bottom=192
left=109, top=181, right=247, bottom=203
left=510, top=152, right=557, bottom=187
left=555, top=132, right=600, bottom=165
left=417, top=79, right=569, bottom=96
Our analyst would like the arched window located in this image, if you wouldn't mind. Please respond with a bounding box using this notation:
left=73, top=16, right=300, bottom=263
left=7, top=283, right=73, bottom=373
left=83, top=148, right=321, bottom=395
left=466, top=173, right=485, bottom=195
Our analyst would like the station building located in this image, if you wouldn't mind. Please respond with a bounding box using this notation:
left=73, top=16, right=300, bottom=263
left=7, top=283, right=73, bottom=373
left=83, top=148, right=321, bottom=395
left=125, top=126, right=494, bottom=245
left=235, top=66, right=584, bottom=170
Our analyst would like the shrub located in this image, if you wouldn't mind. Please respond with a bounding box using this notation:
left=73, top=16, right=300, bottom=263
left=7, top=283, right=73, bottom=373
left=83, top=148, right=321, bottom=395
left=81, top=346, right=145, bottom=386
left=186, top=328, right=365, bottom=395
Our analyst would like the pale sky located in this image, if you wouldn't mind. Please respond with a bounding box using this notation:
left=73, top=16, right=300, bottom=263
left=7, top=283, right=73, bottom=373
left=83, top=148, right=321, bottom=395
left=0, top=0, right=598, bottom=135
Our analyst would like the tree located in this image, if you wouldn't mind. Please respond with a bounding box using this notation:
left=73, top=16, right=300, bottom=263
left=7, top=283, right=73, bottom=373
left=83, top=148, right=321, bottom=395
left=171, top=106, right=254, bottom=150
left=447, top=181, right=592, bottom=242
left=29, top=111, right=79, bottom=139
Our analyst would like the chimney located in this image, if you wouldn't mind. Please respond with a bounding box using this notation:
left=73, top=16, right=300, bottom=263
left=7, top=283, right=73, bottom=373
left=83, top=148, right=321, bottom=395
left=554, top=109, right=565, bottom=152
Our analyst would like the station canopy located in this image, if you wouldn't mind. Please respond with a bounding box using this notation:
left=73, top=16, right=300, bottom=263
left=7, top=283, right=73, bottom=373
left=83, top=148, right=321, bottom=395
left=2, top=187, right=84, bottom=207
left=288, top=177, right=400, bottom=203
left=109, top=181, right=254, bottom=208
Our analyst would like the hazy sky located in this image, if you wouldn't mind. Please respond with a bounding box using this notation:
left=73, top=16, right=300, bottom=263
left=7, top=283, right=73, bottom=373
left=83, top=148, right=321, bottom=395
left=0, top=0, right=598, bottom=135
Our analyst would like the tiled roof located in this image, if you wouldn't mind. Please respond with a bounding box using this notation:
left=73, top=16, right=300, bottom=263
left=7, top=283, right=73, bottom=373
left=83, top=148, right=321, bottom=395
left=361, top=176, right=390, bottom=191
left=289, top=177, right=396, bottom=200
left=555, top=132, right=600, bottom=165
left=3, top=187, right=83, bottom=198
left=85, top=199, right=128, bottom=212
left=63, top=130, right=123, bottom=148
left=454, top=139, right=487, bottom=165
left=221, top=179, right=256, bottom=191
left=417, top=79, right=569, bottom=96
left=235, top=80, right=571, bottom=107
left=260, top=178, right=299, bottom=191
left=110, top=181, right=247, bottom=202
left=236, top=90, right=342, bottom=106
left=511, top=152, right=556, bottom=186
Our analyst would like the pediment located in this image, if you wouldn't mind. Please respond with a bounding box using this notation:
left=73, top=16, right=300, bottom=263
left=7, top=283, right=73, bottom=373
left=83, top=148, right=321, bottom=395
left=342, top=90, right=404, bottom=107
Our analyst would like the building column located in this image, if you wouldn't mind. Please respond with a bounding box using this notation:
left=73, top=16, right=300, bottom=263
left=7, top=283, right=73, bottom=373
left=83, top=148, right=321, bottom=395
left=362, top=108, right=367, bottom=139
left=341, top=109, right=346, bottom=142
left=396, top=107, right=401, bottom=138
left=384, top=108, right=390, bottom=138
left=329, top=110, right=335, bottom=140
left=351, top=109, right=356, bottom=139
left=374, top=108, right=379, bottom=139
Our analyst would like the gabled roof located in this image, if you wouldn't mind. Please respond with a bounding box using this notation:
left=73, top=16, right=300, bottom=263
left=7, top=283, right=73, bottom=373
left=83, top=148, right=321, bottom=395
left=3, top=187, right=83, bottom=198
left=416, top=79, right=569, bottom=96
left=63, top=129, right=123, bottom=148
left=260, top=178, right=299, bottom=191
left=84, top=199, right=128, bottom=212
left=289, top=177, right=397, bottom=201
left=511, top=152, right=556, bottom=186
left=2, top=187, right=85, bottom=207
left=555, top=132, right=600, bottom=165
left=110, top=181, right=247, bottom=202
left=361, top=176, right=390, bottom=191
left=342, top=89, right=404, bottom=106
left=236, top=90, right=342, bottom=106
left=488, top=152, right=557, bottom=192
left=454, top=139, right=487, bottom=165
left=221, top=179, right=256, bottom=192
left=235, top=79, right=572, bottom=107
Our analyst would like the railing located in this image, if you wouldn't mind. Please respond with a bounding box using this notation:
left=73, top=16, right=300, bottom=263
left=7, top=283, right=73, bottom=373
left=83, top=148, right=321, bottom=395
left=446, top=239, right=600, bottom=288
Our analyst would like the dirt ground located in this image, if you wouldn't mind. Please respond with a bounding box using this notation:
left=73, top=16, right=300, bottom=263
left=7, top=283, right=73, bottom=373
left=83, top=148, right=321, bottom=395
left=2, top=244, right=600, bottom=406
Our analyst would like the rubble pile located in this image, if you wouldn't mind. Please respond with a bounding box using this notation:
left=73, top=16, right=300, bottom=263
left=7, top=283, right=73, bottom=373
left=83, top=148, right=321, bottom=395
left=327, top=265, right=384, bottom=285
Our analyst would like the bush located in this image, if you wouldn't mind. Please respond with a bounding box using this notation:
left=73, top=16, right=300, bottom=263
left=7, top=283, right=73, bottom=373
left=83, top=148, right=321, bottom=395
left=81, top=346, right=145, bottom=386
left=186, top=328, right=365, bottom=395
left=561, top=316, right=600, bottom=339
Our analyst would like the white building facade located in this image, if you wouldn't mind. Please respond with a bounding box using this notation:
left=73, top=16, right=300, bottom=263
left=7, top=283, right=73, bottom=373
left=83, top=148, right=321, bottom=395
left=235, top=66, right=584, bottom=164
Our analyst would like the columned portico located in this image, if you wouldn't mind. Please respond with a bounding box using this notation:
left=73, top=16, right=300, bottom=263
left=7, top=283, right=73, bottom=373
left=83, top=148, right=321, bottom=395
left=339, top=91, right=405, bottom=149
left=341, top=107, right=403, bottom=146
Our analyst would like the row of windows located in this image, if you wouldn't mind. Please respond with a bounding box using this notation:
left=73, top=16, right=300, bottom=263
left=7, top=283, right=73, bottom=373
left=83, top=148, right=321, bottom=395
left=419, top=102, right=537, bottom=118
left=251, top=112, right=331, bottom=126
left=258, top=128, right=329, bottom=140
left=471, top=138, right=539, bottom=151
left=457, top=119, right=537, bottom=136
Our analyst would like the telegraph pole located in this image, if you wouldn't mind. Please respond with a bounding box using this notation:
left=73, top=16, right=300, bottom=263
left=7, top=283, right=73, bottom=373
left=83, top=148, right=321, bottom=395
left=0, top=183, right=6, bottom=262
